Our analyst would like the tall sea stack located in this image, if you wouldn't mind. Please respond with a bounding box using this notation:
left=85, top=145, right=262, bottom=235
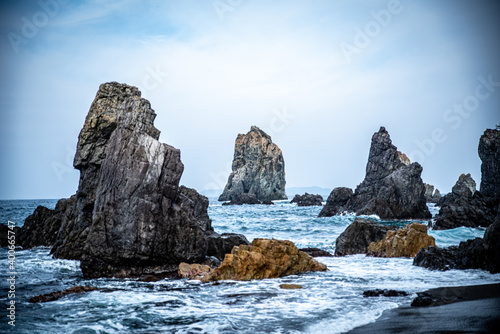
left=219, top=126, right=287, bottom=202
left=479, top=128, right=500, bottom=199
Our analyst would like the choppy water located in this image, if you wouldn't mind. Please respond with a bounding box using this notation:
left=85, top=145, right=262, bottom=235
left=0, top=199, right=498, bottom=333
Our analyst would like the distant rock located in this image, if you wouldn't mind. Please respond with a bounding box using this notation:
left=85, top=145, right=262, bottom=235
left=363, top=289, right=409, bottom=297
left=202, top=239, right=327, bottom=282
left=218, top=126, right=287, bottom=202
left=290, top=193, right=323, bottom=206
left=334, top=218, right=397, bottom=256
left=433, top=174, right=496, bottom=230
left=367, top=223, right=436, bottom=258
left=299, top=248, right=333, bottom=257
left=221, top=193, right=274, bottom=206
left=424, top=183, right=441, bottom=203
left=29, top=286, right=99, bottom=303
left=318, top=187, right=353, bottom=217
left=320, top=127, right=431, bottom=220
left=479, top=128, right=500, bottom=199
left=414, top=216, right=500, bottom=273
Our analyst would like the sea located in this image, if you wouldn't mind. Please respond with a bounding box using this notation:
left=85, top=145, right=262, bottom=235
left=1, top=198, right=499, bottom=334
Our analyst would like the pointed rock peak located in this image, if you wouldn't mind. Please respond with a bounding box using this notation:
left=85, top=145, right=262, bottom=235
left=249, top=125, right=272, bottom=141
left=398, top=151, right=411, bottom=166
left=452, top=173, right=476, bottom=198
left=96, top=82, right=141, bottom=99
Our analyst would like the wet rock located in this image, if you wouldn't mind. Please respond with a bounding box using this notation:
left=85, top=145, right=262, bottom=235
left=29, top=285, right=99, bottom=303
left=433, top=174, right=496, bottom=230
left=299, top=248, right=333, bottom=257
left=178, top=263, right=213, bottom=279
left=411, top=283, right=500, bottom=307
left=222, top=193, right=264, bottom=205
left=363, top=289, right=409, bottom=297
left=207, top=232, right=250, bottom=261
left=320, top=127, right=431, bottom=220
left=479, top=128, right=500, bottom=199
left=290, top=193, right=323, bottom=206
left=424, top=183, right=442, bottom=203
left=218, top=126, right=287, bottom=202
left=280, top=284, right=303, bottom=289
left=318, top=187, right=353, bottom=217
left=334, top=218, right=397, bottom=256
left=202, top=239, right=327, bottom=282
left=367, top=223, right=436, bottom=258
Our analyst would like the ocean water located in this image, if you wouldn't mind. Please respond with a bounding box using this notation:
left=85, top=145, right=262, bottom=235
left=0, top=199, right=498, bottom=334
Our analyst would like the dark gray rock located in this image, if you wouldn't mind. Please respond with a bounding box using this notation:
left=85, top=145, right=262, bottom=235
left=318, top=187, right=353, bottom=217
left=290, top=193, right=323, bottom=206
left=218, top=126, right=287, bottom=202
left=334, top=218, right=397, bottom=256
left=320, top=127, right=431, bottom=220
left=207, top=233, right=250, bottom=260
left=424, top=183, right=441, bottom=203
left=363, top=289, right=408, bottom=297
left=221, top=193, right=274, bottom=205
left=433, top=174, right=496, bottom=230
left=299, top=248, right=333, bottom=257
left=479, top=128, right=500, bottom=199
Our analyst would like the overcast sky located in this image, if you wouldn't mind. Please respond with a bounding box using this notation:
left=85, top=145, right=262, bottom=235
left=1, top=0, right=499, bottom=200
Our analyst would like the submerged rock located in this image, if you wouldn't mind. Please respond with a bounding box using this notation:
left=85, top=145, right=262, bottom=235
left=478, top=128, right=500, bottom=199
left=367, top=223, right=436, bottom=258
left=280, top=284, right=303, bottom=289
left=334, top=218, right=397, bottom=256
left=218, top=126, right=287, bottom=202
left=424, top=183, right=441, bottom=203
left=299, top=248, right=333, bottom=257
left=290, top=193, right=323, bottom=206
left=29, top=286, right=99, bottom=303
left=363, top=289, right=408, bottom=297
left=320, top=127, right=431, bottom=220
left=202, top=239, right=327, bottom=282
left=221, top=193, right=274, bottom=206
left=433, top=174, right=496, bottom=230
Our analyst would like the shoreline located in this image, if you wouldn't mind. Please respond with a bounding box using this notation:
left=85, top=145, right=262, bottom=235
left=347, top=283, right=500, bottom=333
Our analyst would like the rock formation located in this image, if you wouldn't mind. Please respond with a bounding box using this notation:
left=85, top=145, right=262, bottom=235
left=299, top=248, right=333, bottom=257
left=334, top=218, right=397, bottom=256
left=424, top=183, right=441, bottom=203
left=221, top=193, right=274, bottom=206
left=367, top=223, right=436, bottom=258
left=414, top=216, right=500, bottom=273
left=433, top=174, right=496, bottom=230
left=178, top=263, right=213, bottom=279
left=290, top=193, right=323, bottom=206
left=218, top=126, right=287, bottom=202
left=318, top=187, right=353, bottom=217
left=17, top=82, right=246, bottom=278
left=29, top=286, right=99, bottom=303
left=202, top=239, right=327, bottom=282
left=319, top=127, right=431, bottom=220
left=478, top=128, right=500, bottom=199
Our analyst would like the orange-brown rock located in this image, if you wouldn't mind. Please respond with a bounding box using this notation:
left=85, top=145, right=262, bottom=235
left=202, top=239, right=327, bottom=282
left=178, top=263, right=213, bottom=279
left=367, top=223, right=435, bottom=258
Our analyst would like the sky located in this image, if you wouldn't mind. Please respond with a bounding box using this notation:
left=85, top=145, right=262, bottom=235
left=1, top=0, right=499, bottom=200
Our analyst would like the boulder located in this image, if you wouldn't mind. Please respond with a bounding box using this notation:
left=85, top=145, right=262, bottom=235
left=202, top=239, right=327, bottom=282
left=178, top=263, right=213, bottom=279
left=299, top=248, right=333, bottom=257
left=318, top=187, right=353, bottom=217
left=414, top=217, right=500, bottom=273
left=363, top=289, right=408, bottom=297
left=290, top=193, right=323, bottom=206
left=433, top=174, right=496, bottom=230
left=207, top=233, right=250, bottom=261
left=478, top=128, right=500, bottom=199
left=218, top=126, right=287, bottom=202
left=367, top=223, right=436, bottom=258
left=334, top=218, right=397, bottom=256
left=320, top=127, right=431, bottom=220
left=424, top=183, right=441, bottom=203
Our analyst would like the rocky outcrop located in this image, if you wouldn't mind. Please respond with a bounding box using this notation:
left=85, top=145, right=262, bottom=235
left=178, top=263, right=213, bottom=279
left=218, top=126, right=287, bottom=202
left=424, top=183, right=441, bottom=203
left=290, top=193, right=323, bottom=206
left=414, top=217, right=500, bottom=273
left=478, top=128, right=500, bottom=199
left=29, top=286, right=99, bottom=303
left=299, top=248, right=333, bottom=257
left=320, top=127, right=431, bottom=220
left=202, top=239, right=327, bottom=282
left=334, top=218, right=397, bottom=256
left=433, top=174, right=496, bottom=230
left=20, top=82, right=245, bottom=278
left=367, top=223, right=436, bottom=258
left=318, top=187, right=353, bottom=217
left=207, top=233, right=250, bottom=260
left=221, top=193, right=274, bottom=206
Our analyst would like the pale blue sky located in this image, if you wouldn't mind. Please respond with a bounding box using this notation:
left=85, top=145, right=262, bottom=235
left=1, top=0, right=499, bottom=199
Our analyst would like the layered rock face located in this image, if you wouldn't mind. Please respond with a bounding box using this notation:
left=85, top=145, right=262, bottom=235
left=367, top=223, right=436, bottom=258
left=319, top=127, right=431, bottom=220
left=218, top=126, right=287, bottom=202
left=18, top=82, right=247, bottom=278
left=414, top=216, right=500, bottom=273
left=290, top=193, right=323, bottom=206
left=433, top=174, right=496, bottom=230
left=424, top=183, right=441, bottom=203
left=334, top=218, right=397, bottom=256
left=202, top=239, right=327, bottom=282
left=478, top=128, right=500, bottom=199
